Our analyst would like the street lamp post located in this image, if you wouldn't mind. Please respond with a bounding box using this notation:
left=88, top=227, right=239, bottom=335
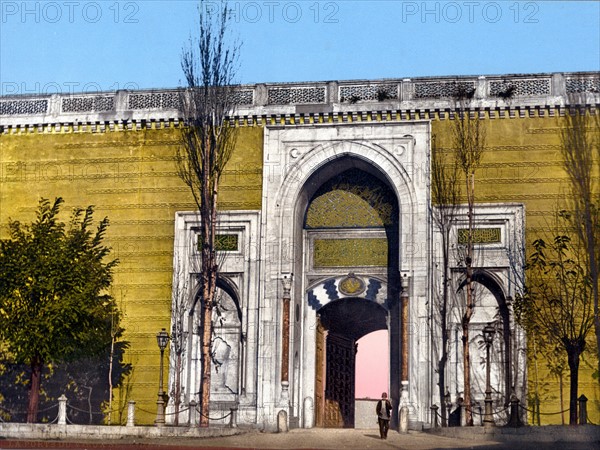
left=155, top=328, right=170, bottom=426
left=482, top=323, right=495, bottom=427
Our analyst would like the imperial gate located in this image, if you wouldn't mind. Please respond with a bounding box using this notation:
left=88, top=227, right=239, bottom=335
left=168, top=122, right=526, bottom=430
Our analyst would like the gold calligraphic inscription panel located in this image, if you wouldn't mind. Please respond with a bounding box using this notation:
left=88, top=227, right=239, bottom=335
left=198, top=234, right=240, bottom=252
left=313, top=238, right=388, bottom=267
left=457, top=228, right=501, bottom=244
left=305, top=169, right=397, bottom=229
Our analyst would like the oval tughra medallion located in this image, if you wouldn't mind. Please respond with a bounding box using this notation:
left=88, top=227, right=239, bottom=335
left=338, top=273, right=366, bottom=296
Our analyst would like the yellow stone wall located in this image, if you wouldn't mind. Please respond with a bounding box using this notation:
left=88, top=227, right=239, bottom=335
left=1, top=112, right=598, bottom=424
left=0, top=125, right=263, bottom=423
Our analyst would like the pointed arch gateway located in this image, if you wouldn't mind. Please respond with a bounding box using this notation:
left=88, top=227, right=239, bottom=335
left=308, top=274, right=392, bottom=427
left=264, top=123, right=431, bottom=431
left=299, top=158, right=400, bottom=429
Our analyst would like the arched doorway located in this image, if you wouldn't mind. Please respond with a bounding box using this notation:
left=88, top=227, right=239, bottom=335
left=210, top=281, right=243, bottom=403
left=315, top=297, right=388, bottom=427
left=457, top=271, right=512, bottom=406
left=297, top=161, right=400, bottom=428
left=183, top=280, right=243, bottom=423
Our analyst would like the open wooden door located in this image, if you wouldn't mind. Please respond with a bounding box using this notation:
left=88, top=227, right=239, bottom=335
left=323, top=333, right=355, bottom=428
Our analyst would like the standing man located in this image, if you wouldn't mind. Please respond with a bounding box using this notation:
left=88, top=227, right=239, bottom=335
left=376, top=392, right=393, bottom=439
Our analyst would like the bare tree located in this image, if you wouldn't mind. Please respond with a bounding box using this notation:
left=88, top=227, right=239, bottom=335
left=176, top=0, right=240, bottom=427
left=559, top=98, right=600, bottom=379
left=517, top=228, right=594, bottom=424
left=430, top=135, right=461, bottom=426
left=170, top=255, right=191, bottom=426
left=452, top=87, right=486, bottom=425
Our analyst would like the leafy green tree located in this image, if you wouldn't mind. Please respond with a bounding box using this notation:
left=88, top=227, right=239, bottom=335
left=0, top=198, right=120, bottom=423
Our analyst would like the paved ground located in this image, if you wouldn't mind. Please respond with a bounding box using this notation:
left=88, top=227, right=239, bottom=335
left=0, top=428, right=596, bottom=450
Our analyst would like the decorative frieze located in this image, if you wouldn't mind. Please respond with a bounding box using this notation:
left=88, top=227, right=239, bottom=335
left=267, top=86, right=326, bottom=105
left=1, top=72, right=598, bottom=128
left=0, top=105, right=589, bottom=135
left=339, top=84, right=398, bottom=102
left=489, top=78, right=551, bottom=97
left=0, top=99, right=48, bottom=115
left=566, top=76, right=600, bottom=93
left=414, top=80, right=476, bottom=99
left=232, top=89, right=254, bottom=105
left=62, top=95, right=114, bottom=113
left=128, top=92, right=181, bottom=110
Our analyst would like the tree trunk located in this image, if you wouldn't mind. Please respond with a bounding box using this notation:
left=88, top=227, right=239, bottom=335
left=438, top=228, right=450, bottom=427
left=438, top=353, right=447, bottom=427
left=174, top=351, right=182, bottom=426
left=27, top=356, right=42, bottom=423
left=86, top=385, right=93, bottom=424
left=462, top=173, right=475, bottom=427
left=462, top=311, right=473, bottom=425
left=198, top=151, right=219, bottom=427
left=198, top=238, right=217, bottom=427
left=566, top=346, right=581, bottom=425
left=200, top=298, right=213, bottom=427
left=108, top=335, right=115, bottom=425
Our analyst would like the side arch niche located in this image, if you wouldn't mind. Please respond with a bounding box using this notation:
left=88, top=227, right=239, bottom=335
left=167, top=277, right=243, bottom=426
left=456, top=270, right=512, bottom=407
left=211, top=281, right=243, bottom=400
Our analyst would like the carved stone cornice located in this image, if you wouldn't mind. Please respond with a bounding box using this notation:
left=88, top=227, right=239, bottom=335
left=1, top=72, right=598, bottom=132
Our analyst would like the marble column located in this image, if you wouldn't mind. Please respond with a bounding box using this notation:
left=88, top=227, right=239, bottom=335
left=279, top=274, right=293, bottom=415
left=399, top=276, right=410, bottom=433
left=400, top=276, right=409, bottom=388
left=281, top=274, right=292, bottom=383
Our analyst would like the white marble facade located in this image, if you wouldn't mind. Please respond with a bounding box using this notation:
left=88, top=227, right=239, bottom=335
left=168, top=121, right=526, bottom=430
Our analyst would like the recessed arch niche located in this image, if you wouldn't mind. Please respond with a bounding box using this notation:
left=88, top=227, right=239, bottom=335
left=294, top=155, right=402, bottom=428
left=457, top=270, right=512, bottom=405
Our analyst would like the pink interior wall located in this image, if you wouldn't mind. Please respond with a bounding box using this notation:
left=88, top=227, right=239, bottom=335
left=355, top=329, right=389, bottom=399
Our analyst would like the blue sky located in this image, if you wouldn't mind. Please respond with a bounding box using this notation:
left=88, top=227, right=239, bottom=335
left=1, top=1, right=599, bottom=95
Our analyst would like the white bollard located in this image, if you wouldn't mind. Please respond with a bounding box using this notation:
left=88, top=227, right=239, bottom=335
left=189, top=400, right=198, bottom=427
left=126, top=400, right=136, bottom=427
left=58, top=394, right=67, bottom=425
left=277, top=409, right=288, bottom=433
left=229, top=407, right=238, bottom=428
left=460, top=403, right=467, bottom=427
left=399, top=405, right=409, bottom=434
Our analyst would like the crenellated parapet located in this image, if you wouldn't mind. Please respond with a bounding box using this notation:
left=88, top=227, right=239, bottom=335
left=1, top=71, right=598, bottom=133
